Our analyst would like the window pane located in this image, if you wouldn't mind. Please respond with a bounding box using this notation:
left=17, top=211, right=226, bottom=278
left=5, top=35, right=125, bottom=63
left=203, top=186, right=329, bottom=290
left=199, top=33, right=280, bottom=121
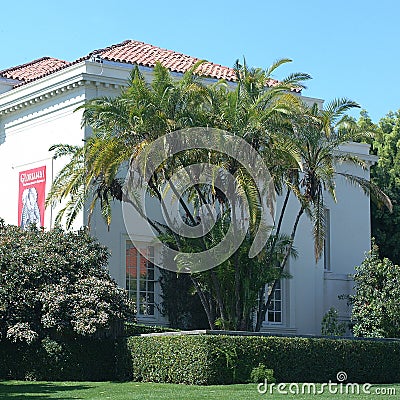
left=147, top=292, right=154, bottom=303
left=147, top=281, right=154, bottom=292
left=139, top=280, right=147, bottom=291
left=268, top=312, right=274, bottom=322
left=266, top=280, right=283, bottom=324
left=126, top=241, right=157, bottom=317
left=147, top=268, right=154, bottom=280
left=140, top=292, right=154, bottom=303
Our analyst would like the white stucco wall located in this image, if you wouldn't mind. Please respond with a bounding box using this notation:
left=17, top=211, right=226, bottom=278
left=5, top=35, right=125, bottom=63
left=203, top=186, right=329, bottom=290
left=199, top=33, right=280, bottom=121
left=0, top=85, right=86, bottom=230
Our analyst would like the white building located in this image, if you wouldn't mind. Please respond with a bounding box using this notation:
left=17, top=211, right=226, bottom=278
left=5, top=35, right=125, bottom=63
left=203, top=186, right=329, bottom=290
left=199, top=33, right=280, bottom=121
left=0, top=40, right=374, bottom=335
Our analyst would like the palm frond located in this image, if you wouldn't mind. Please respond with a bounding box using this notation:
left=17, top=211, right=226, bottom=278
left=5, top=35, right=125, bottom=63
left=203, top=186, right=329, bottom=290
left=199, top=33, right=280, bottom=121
left=265, top=58, right=293, bottom=77
left=311, top=194, right=326, bottom=262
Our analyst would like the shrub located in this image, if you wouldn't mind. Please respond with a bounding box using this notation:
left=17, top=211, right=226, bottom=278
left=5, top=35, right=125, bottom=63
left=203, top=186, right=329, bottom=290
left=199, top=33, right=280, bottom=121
left=0, top=221, right=136, bottom=381
left=250, top=364, right=275, bottom=383
left=351, top=243, right=400, bottom=338
left=0, top=336, right=116, bottom=381
left=126, top=334, right=400, bottom=384
left=321, top=307, right=347, bottom=336
left=0, top=222, right=135, bottom=342
left=159, top=270, right=209, bottom=330
left=0, top=323, right=180, bottom=381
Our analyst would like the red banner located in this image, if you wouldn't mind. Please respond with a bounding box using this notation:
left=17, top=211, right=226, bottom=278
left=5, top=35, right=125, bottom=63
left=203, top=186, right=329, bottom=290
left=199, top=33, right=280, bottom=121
left=18, top=166, right=46, bottom=228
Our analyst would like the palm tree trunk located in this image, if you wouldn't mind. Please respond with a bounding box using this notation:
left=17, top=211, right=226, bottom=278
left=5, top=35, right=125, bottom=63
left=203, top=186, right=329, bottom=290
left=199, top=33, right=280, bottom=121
left=255, top=205, right=304, bottom=331
left=255, top=187, right=290, bottom=331
left=230, top=198, right=242, bottom=330
left=210, top=270, right=227, bottom=327
left=190, top=275, right=215, bottom=329
left=193, top=183, right=227, bottom=328
left=275, top=187, right=291, bottom=242
left=166, top=173, right=197, bottom=226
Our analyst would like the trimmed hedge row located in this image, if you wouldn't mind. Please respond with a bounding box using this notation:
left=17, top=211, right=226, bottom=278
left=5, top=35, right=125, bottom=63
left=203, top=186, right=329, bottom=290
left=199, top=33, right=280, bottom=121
left=3, top=331, right=400, bottom=383
left=127, top=334, right=400, bottom=385
left=0, top=337, right=116, bottom=381
left=0, top=324, right=174, bottom=381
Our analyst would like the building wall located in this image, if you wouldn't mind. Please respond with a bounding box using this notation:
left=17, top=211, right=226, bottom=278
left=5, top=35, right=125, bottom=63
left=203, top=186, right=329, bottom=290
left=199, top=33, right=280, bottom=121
left=0, top=84, right=86, bottom=230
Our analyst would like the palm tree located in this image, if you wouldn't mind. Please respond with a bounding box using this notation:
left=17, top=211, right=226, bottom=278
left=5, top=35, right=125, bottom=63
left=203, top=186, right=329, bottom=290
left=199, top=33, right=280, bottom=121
left=254, top=98, right=392, bottom=331
left=47, top=58, right=310, bottom=330
left=163, top=59, right=310, bottom=330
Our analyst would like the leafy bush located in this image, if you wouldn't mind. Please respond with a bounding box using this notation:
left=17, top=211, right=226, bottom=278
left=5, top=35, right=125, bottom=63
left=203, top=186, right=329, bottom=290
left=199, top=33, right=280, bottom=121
left=351, top=243, right=400, bottom=338
left=369, top=109, right=400, bottom=265
left=0, top=221, right=135, bottom=342
left=0, top=221, right=136, bottom=381
left=250, top=364, right=275, bottom=383
left=0, top=336, right=116, bottom=381
left=321, top=307, right=347, bottom=336
left=126, top=334, right=400, bottom=384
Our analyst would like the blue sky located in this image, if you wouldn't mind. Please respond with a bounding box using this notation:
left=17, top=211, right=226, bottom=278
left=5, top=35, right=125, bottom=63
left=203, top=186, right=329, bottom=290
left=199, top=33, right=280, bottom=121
left=1, top=0, right=398, bottom=122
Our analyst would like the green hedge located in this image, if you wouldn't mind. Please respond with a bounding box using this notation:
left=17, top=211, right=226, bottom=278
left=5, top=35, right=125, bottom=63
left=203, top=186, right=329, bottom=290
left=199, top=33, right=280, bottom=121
left=0, top=337, right=116, bottom=381
left=0, top=324, right=176, bottom=381
left=4, top=332, right=400, bottom=383
left=127, top=335, right=400, bottom=385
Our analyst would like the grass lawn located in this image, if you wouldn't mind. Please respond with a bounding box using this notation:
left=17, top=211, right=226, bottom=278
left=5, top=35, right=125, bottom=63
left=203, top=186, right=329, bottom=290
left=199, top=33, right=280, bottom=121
left=0, top=381, right=398, bottom=399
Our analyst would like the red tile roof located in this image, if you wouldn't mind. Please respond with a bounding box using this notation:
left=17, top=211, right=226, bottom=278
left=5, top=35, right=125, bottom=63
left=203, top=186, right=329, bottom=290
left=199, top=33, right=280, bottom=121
left=89, top=39, right=237, bottom=81
left=0, top=57, right=70, bottom=84
left=0, top=40, right=301, bottom=92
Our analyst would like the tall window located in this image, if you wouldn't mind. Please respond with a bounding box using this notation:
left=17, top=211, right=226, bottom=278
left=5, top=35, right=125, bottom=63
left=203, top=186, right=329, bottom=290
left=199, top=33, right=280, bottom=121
left=267, top=280, right=282, bottom=323
left=324, top=208, right=331, bottom=271
left=126, top=241, right=156, bottom=316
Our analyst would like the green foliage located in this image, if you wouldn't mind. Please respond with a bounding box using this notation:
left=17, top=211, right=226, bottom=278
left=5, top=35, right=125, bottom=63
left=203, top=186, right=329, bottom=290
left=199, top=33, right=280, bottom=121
left=0, top=336, right=117, bottom=381
left=351, top=243, right=400, bottom=338
left=368, top=109, right=400, bottom=264
left=126, top=334, right=400, bottom=384
left=321, top=307, right=347, bottom=336
left=159, top=271, right=209, bottom=329
left=0, top=221, right=135, bottom=342
left=128, top=335, right=214, bottom=385
left=250, top=364, right=275, bottom=383
left=160, top=230, right=294, bottom=331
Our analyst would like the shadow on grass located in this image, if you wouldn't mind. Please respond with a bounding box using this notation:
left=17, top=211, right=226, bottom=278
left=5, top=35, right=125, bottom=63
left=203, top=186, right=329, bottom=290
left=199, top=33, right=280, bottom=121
left=0, top=382, right=93, bottom=399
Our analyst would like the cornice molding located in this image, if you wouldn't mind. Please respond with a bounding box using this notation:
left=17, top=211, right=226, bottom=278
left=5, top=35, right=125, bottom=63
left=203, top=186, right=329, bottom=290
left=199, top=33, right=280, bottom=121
left=0, top=76, right=127, bottom=117
left=0, top=60, right=133, bottom=117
